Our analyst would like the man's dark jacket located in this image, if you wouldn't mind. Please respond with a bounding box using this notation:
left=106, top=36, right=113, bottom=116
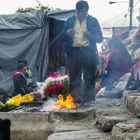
left=62, top=15, right=103, bottom=56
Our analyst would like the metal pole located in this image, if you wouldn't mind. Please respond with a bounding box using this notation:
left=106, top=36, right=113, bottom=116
left=109, top=1, right=133, bottom=29
left=136, top=8, right=140, bottom=26
left=129, top=0, right=133, bottom=30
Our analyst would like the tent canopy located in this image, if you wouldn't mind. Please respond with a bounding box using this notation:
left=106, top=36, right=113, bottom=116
left=0, top=9, right=75, bottom=96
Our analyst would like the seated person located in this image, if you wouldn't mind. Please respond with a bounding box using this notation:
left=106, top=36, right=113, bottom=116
left=13, top=60, right=34, bottom=96
left=126, top=48, right=140, bottom=90
left=96, top=37, right=132, bottom=92
left=126, top=29, right=140, bottom=90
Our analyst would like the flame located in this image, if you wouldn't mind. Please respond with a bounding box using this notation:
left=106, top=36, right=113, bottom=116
left=55, top=94, right=76, bottom=109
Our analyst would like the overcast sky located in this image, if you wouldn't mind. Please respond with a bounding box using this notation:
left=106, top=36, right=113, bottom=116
left=0, top=0, right=139, bottom=27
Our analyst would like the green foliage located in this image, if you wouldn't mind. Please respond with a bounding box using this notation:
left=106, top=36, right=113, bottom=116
left=16, top=6, right=50, bottom=13
left=0, top=104, right=16, bottom=112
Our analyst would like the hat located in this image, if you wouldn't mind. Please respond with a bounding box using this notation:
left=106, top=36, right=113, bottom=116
left=18, top=60, right=27, bottom=66
left=17, top=60, right=27, bottom=70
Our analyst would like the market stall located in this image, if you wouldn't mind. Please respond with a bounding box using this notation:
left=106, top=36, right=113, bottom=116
left=0, top=72, right=77, bottom=112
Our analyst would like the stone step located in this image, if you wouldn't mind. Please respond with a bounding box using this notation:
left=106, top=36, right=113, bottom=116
left=48, top=129, right=109, bottom=140
left=96, top=106, right=129, bottom=116
left=49, top=107, right=97, bottom=133
left=0, top=101, right=139, bottom=140
left=50, top=112, right=97, bottom=133
left=50, top=107, right=96, bottom=122
left=50, top=119, right=94, bottom=133
left=110, top=119, right=140, bottom=140
left=95, top=106, right=131, bottom=132
left=0, top=107, right=96, bottom=140
left=48, top=107, right=110, bottom=140
left=123, top=91, right=140, bottom=116
left=96, top=115, right=130, bottom=132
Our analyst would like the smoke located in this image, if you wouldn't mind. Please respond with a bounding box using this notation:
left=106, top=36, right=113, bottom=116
left=40, top=97, right=57, bottom=112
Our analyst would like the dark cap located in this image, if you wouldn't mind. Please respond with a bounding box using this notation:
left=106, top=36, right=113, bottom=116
left=76, top=0, right=89, bottom=11
left=17, top=60, right=27, bottom=70
left=18, top=60, right=27, bottom=66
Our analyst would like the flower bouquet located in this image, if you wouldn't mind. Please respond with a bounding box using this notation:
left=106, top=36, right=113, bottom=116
left=40, top=72, right=69, bottom=98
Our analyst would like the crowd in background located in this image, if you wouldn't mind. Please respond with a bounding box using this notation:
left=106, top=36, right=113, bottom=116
left=95, top=27, right=140, bottom=95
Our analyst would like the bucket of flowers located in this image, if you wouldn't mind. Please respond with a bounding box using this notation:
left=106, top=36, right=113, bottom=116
left=41, top=72, right=69, bottom=98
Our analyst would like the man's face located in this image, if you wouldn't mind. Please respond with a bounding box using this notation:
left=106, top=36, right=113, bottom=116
left=20, top=66, right=27, bottom=73
left=76, top=8, right=88, bottom=21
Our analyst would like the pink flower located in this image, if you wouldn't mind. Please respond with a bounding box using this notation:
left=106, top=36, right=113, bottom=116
left=48, top=72, right=60, bottom=78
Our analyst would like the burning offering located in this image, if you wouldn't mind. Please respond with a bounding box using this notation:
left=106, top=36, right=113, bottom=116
left=55, top=94, right=76, bottom=109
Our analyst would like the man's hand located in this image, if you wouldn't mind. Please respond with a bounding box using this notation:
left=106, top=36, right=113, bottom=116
left=83, top=31, right=93, bottom=40
left=66, top=28, right=75, bottom=38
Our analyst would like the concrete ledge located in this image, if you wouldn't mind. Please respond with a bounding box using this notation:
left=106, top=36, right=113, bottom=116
left=11, top=121, right=50, bottom=140
left=0, top=112, right=50, bottom=121
left=0, top=112, right=50, bottom=140
left=50, top=107, right=96, bottom=122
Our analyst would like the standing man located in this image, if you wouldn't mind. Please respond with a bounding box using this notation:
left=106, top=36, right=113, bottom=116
left=62, top=0, right=103, bottom=106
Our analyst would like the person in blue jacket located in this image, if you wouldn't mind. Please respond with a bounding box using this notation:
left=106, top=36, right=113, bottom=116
left=62, top=0, right=103, bottom=106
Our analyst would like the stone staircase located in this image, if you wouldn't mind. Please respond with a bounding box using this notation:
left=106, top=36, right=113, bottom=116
left=0, top=90, right=140, bottom=140
left=94, top=90, right=140, bottom=140
left=48, top=107, right=109, bottom=140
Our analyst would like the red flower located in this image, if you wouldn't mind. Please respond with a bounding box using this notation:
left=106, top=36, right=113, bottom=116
left=44, top=82, right=66, bottom=96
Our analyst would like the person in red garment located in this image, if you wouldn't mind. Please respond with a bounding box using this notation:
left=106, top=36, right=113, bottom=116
left=100, top=37, right=132, bottom=90
left=126, top=29, right=140, bottom=90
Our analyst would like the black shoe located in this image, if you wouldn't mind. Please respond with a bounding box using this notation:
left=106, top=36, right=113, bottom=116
left=127, top=84, right=138, bottom=90
left=126, top=80, right=140, bottom=90
left=82, top=101, right=96, bottom=107
left=74, top=97, right=82, bottom=104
